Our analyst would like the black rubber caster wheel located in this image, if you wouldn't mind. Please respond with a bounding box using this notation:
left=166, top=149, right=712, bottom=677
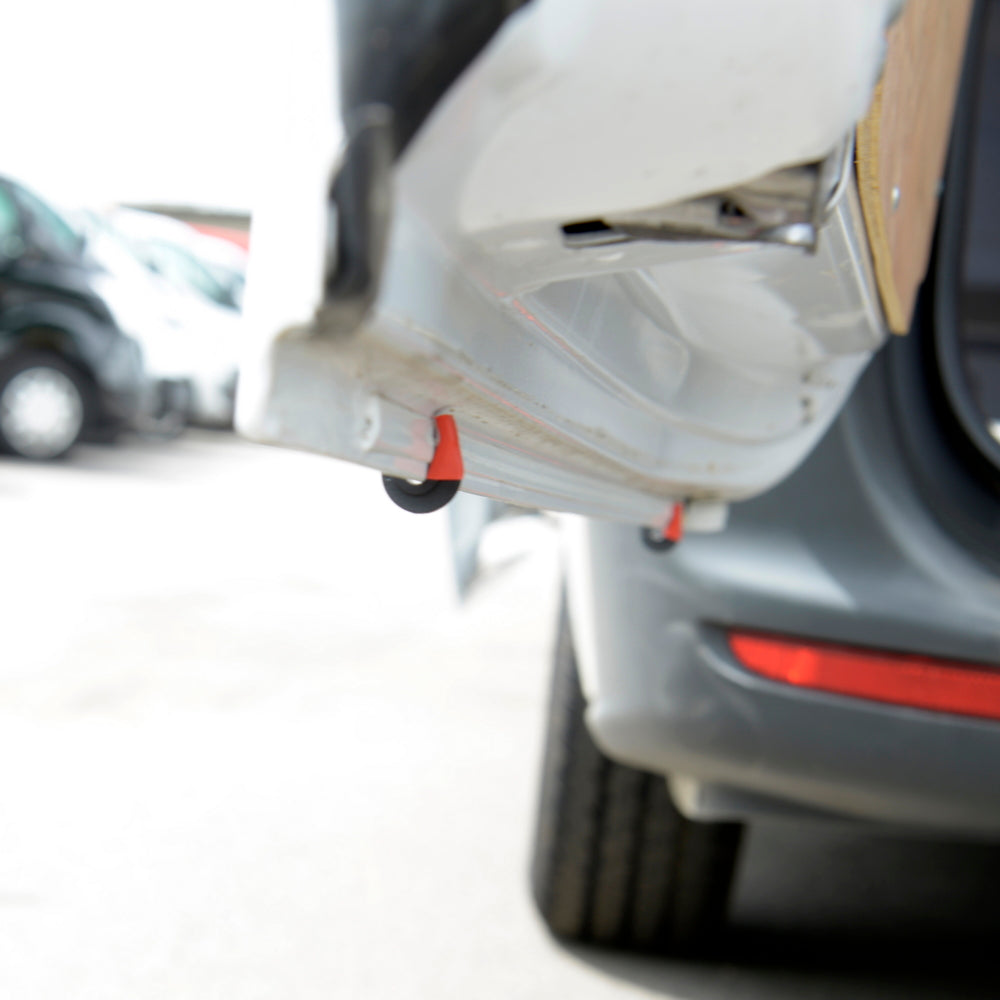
left=382, top=475, right=461, bottom=513
left=640, top=526, right=676, bottom=552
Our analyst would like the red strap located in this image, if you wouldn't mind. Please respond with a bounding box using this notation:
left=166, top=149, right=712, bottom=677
left=664, top=503, right=684, bottom=543
left=427, top=414, right=464, bottom=480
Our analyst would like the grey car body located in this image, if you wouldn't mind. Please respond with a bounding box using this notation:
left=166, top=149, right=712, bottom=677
left=579, top=328, right=1000, bottom=834
left=570, top=2, right=1000, bottom=836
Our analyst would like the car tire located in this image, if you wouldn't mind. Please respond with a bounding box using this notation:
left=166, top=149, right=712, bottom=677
left=531, top=602, right=743, bottom=954
left=0, top=351, right=91, bottom=460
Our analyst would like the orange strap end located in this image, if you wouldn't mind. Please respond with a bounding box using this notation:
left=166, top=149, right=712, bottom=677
left=427, top=414, right=464, bottom=481
left=664, top=503, right=685, bottom=543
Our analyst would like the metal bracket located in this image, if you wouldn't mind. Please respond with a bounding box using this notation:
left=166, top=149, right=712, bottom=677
left=562, top=136, right=855, bottom=253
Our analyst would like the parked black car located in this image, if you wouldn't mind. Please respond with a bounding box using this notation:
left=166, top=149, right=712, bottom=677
left=0, top=176, right=151, bottom=459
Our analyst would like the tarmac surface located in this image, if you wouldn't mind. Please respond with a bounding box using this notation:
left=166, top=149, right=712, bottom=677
left=0, top=431, right=996, bottom=999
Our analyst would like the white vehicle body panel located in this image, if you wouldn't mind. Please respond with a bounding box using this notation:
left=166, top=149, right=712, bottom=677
left=238, top=0, right=896, bottom=532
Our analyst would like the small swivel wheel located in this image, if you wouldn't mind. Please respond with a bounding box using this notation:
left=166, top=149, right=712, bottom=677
left=640, top=526, right=676, bottom=552
left=382, top=475, right=461, bottom=513
left=640, top=505, right=685, bottom=552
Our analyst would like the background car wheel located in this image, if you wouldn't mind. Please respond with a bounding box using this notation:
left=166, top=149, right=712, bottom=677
left=0, top=352, right=90, bottom=460
left=531, top=602, right=743, bottom=954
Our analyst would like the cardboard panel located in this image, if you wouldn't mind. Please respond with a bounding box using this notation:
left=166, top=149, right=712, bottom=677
left=856, top=0, right=973, bottom=333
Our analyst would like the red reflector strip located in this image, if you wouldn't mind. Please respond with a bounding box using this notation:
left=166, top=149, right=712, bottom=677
left=729, top=631, right=1000, bottom=721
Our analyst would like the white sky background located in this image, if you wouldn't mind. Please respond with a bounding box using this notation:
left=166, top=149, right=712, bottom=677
left=2, top=1, right=334, bottom=213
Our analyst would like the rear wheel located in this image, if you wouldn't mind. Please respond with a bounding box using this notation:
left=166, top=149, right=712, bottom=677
left=0, top=352, right=90, bottom=460
left=531, top=604, right=743, bottom=954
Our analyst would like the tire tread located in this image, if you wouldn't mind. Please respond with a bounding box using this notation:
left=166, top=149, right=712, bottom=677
left=531, top=601, right=743, bottom=954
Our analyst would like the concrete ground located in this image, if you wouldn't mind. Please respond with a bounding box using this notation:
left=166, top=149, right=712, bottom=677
left=0, top=431, right=997, bottom=999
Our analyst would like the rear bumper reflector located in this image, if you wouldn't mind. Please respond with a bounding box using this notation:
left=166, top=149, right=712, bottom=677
left=728, top=631, right=1000, bottom=722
